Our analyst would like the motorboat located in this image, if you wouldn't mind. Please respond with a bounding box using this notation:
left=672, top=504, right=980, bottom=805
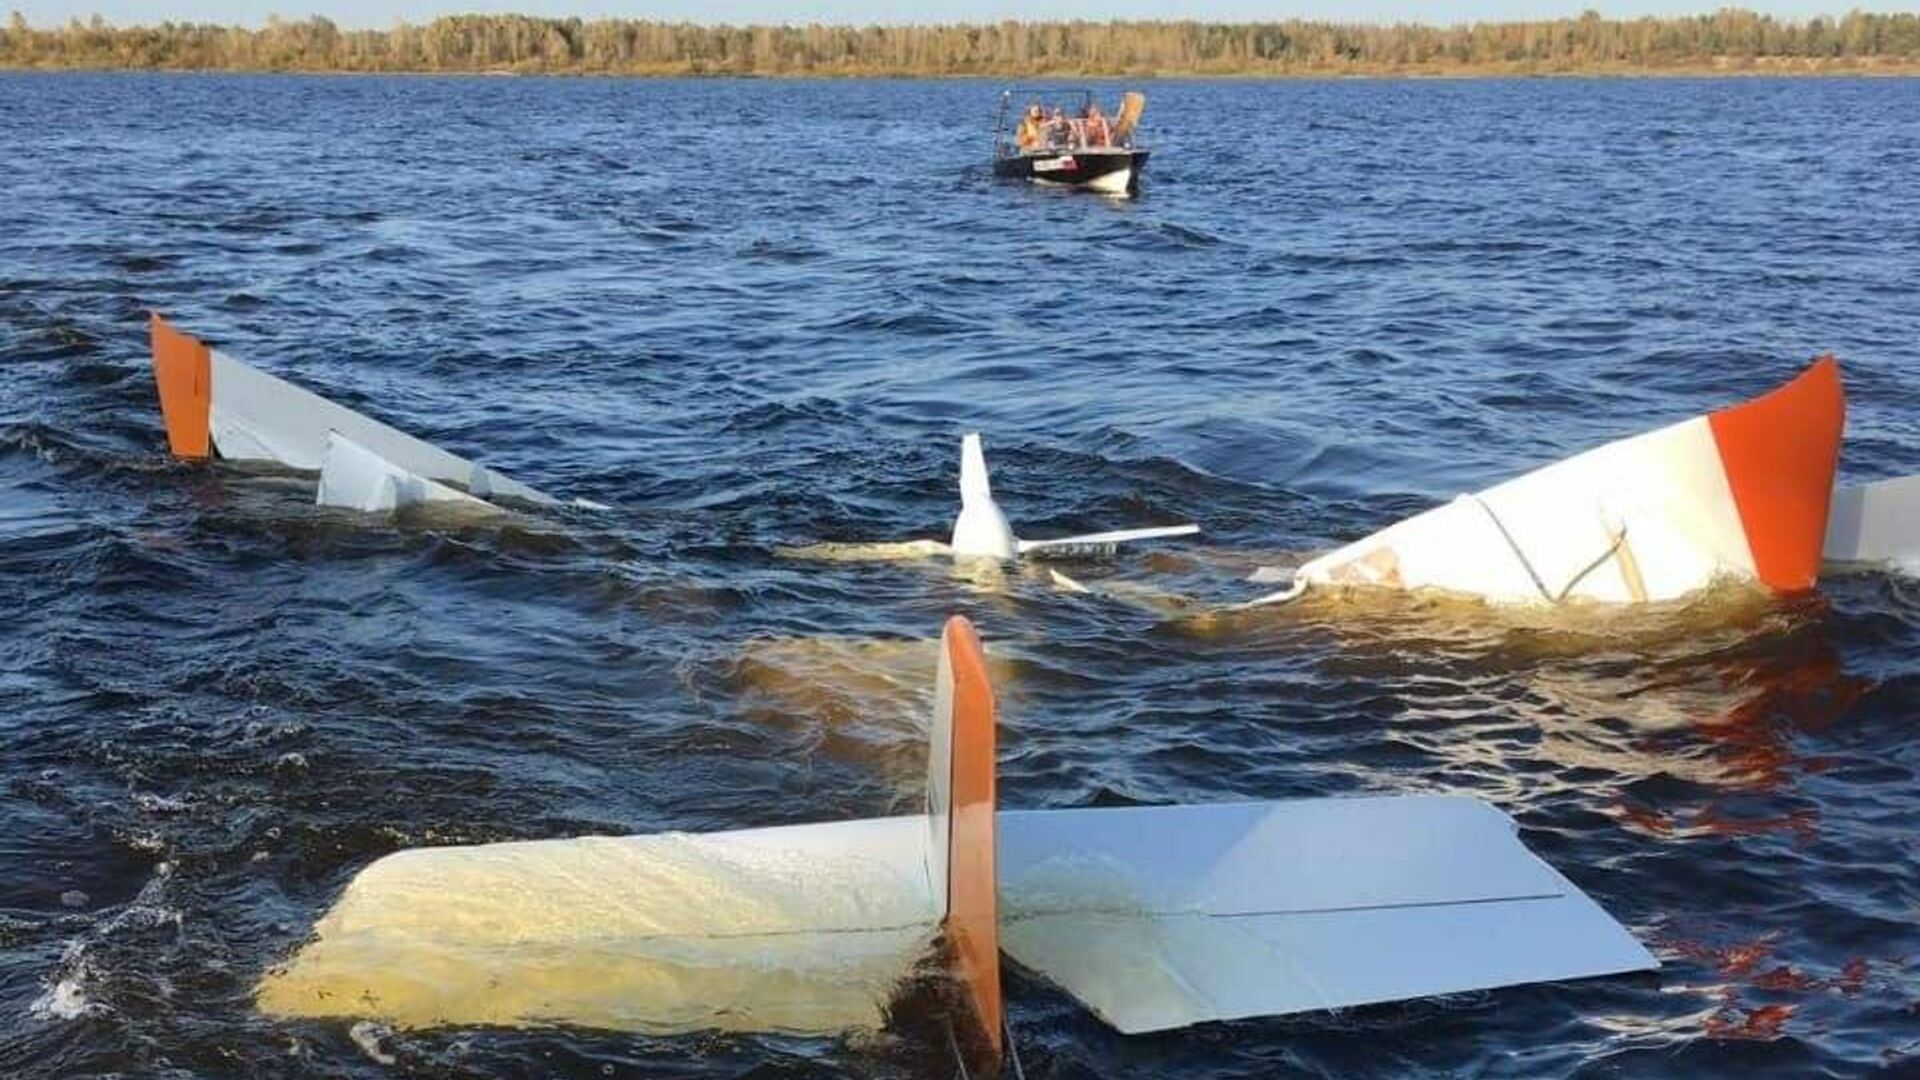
left=993, top=89, right=1150, bottom=197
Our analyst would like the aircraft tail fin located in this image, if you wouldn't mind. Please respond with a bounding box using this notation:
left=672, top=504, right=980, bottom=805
left=1706, top=355, right=1844, bottom=592
left=952, top=434, right=1018, bottom=559
left=959, top=433, right=993, bottom=505
left=149, top=313, right=212, bottom=459
left=927, top=615, right=1003, bottom=1058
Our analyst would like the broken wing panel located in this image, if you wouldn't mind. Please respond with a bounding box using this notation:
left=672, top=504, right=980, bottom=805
left=997, top=796, right=1654, bottom=1034
left=257, top=816, right=938, bottom=1035
left=1471, top=416, right=1751, bottom=602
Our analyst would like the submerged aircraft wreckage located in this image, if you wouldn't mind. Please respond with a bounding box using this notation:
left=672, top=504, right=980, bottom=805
left=144, top=320, right=1912, bottom=592
left=783, top=432, right=1200, bottom=563
left=1248, top=356, right=1918, bottom=605
left=129, top=317, right=1917, bottom=1068
left=257, top=617, right=1655, bottom=1066
left=147, top=313, right=596, bottom=514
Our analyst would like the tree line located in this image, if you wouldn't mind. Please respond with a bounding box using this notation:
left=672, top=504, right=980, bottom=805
left=5, top=9, right=1919, bottom=76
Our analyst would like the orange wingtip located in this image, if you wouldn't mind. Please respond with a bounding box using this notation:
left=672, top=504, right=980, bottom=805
left=1708, top=355, right=1845, bottom=593
left=941, top=615, right=1002, bottom=1056
left=149, top=312, right=212, bottom=460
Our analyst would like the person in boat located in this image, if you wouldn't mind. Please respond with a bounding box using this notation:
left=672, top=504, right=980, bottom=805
left=1015, top=103, right=1045, bottom=151
left=1082, top=103, right=1112, bottom=148
left=1044, top=107, right=1073, bottom=149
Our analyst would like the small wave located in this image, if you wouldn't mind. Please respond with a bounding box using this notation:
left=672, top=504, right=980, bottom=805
left=349, top=1021, right=398, bottom=1066
left=29, top=971, right=98, bottom=1022
left=741, top=237, right=826, bottom=264
left=30, top=942, right=106, bottom=1023
left=111, top=253, right=177, bottom=273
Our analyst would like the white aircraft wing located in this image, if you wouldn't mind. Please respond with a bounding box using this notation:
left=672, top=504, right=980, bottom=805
left=997, top=795, right=1656, bottom=1034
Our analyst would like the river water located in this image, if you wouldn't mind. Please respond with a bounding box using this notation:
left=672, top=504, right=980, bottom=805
left=2, top=72, right=1918, bottom=1077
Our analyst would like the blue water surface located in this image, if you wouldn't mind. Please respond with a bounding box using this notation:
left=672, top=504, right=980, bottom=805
left=1, top=73, right=1918, bottom=1077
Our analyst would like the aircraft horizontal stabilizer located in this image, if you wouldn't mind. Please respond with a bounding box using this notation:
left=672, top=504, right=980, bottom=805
left=1017, top=523, right=1201, bottom=556
left=317, top=431, right=496, bottom=514
left=997, top=796, right=1656, bottom=1033
left=1824, top=473, right=1920, bottom=570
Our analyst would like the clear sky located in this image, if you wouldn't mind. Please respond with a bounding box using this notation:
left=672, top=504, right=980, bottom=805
left=11, top=0, right=1903, bottom=32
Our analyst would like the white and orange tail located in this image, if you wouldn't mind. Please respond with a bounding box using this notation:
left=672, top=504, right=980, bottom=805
left=928, top=616, right=1004, bottom=1057
left=1259, top=357, right=1844, bottom=606
left=147, top=313, right=556, bottom=506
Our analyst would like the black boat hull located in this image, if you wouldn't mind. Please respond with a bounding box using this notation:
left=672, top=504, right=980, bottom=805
left=993, top=149, right=1148, bottom=195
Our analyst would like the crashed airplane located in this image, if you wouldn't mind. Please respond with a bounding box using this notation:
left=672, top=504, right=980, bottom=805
left=148, top=313, right=580, bottom=514
left=785, top=432, right=1199, bottom=563
left=1249, top=357, right=1849, bottom=606
left=258, top=616, right=1655, bottom=1066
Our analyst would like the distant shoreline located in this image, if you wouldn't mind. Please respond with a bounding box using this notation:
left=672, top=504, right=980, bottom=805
left=7, top=61, right=1920, bottom=79
left=6, top=11, right=1918, bottom=80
